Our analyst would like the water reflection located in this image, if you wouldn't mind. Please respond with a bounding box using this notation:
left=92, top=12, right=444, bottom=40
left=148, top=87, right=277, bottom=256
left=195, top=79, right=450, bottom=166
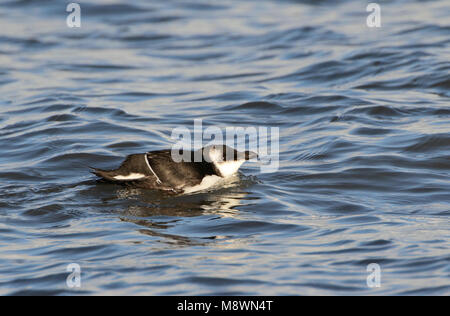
left=115, top=175, right=255, bottom=246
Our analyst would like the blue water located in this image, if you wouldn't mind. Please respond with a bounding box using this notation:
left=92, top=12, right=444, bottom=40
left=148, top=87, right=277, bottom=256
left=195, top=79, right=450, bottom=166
left=0, top=0, right=449, bottom=295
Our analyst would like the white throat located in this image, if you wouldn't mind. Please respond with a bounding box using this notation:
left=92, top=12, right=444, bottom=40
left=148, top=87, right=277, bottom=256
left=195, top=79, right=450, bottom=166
left=214, top=160, right=245, bottom=178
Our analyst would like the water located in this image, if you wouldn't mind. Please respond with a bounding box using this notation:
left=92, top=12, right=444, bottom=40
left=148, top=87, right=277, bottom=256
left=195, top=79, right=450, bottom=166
left=0, top=0, right=449, bottom=295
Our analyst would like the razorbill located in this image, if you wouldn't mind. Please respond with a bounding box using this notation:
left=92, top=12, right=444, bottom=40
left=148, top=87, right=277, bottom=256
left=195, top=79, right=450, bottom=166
left=92, top=145, right=258, bottom=194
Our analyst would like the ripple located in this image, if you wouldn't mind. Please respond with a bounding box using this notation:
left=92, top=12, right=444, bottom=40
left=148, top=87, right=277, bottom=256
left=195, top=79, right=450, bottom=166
left=225, top=101, right=284, bottom=112
left=56, top=63, right=137, bottom=72
left=82, top=3, right=152, bottom=16
left=350, top=127, right=393, bottom=136
left=403, top=134, right=450, bottom=154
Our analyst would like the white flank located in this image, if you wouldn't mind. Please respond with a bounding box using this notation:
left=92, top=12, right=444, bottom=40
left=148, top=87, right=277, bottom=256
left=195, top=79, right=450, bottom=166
left=114, top=173, right=146, bottom=180
left=215, top=160, right=245, bottom=178
left=183, top=175, right=223, bottom=194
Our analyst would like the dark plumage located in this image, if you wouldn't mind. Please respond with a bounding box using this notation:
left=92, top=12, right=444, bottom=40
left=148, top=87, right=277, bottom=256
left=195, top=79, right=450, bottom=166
left=92, top=145, right=257, bottom=194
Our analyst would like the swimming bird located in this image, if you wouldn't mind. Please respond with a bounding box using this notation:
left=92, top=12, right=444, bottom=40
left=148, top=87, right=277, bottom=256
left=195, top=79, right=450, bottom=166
left=92, top=145, right=258, bottom=194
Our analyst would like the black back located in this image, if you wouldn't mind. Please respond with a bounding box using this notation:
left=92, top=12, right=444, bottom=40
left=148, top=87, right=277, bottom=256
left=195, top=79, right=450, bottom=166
left=147, top=150, right=219, bottom=188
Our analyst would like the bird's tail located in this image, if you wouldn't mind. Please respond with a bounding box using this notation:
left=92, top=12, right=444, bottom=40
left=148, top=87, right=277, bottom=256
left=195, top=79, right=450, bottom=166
left=90, top=167, right=121, bottom=182
left=90, top=154, right=151, bottom=182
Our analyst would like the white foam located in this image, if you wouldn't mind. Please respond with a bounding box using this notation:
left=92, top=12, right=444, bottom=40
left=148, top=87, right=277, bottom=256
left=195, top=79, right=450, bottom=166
left=114, top=173, right=146, bottom=180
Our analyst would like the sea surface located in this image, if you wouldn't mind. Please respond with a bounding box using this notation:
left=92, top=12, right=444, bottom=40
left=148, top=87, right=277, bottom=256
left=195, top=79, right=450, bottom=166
left=0, top=0, right=449, bottom=295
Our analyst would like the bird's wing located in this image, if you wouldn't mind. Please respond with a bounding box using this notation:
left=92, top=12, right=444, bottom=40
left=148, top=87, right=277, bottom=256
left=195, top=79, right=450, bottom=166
left=91, top=153, right=152, bottom=182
